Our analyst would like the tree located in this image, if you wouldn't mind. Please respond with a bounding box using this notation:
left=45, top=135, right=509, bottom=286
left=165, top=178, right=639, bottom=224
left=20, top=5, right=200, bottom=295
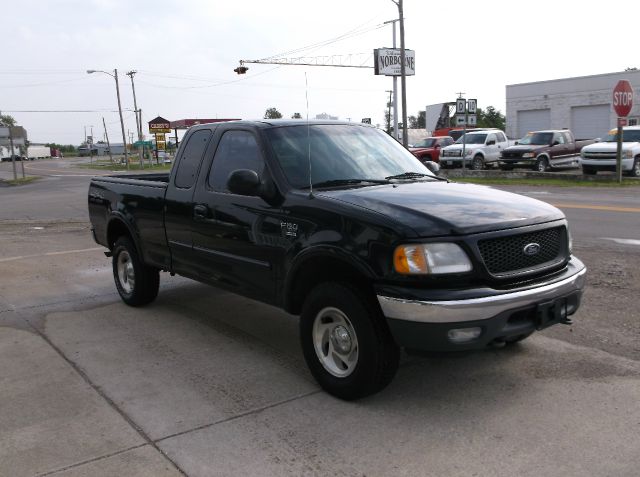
left=408, top=111, right=426, bottom=129
left=264, top=107, right=283, bottom=119
left=0, top=114, right=17, bottom=126
left=477, top=106, right=505, bottom=130
left=291, top=112, right=302, bottom=119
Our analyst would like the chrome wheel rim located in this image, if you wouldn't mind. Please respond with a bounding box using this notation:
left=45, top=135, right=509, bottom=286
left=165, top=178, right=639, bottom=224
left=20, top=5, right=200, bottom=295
left=116, top=251, right=135, bottom=294
left=538, top=160, right=547, bottom=172
left=312, top=307, right=359, bottom=378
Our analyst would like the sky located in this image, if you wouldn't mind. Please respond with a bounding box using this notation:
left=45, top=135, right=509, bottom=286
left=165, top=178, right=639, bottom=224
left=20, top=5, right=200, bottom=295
left=2, top=0, right=639, bottom=144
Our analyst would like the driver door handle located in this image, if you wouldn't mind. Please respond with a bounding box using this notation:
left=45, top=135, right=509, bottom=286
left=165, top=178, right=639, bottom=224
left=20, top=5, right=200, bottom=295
left=193, top=204, right=209, bottom=219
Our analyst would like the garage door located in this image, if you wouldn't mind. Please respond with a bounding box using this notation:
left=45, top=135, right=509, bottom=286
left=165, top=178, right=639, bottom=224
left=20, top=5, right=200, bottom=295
left=517, top=109, right=550, bottom=138
left=571, top=104, right=610, bottom=139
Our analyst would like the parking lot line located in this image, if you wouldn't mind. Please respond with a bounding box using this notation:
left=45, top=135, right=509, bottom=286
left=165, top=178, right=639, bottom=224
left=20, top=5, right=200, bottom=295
left=0, top=247, right=104, bottom=263
left=550, top=202, right=640, bottom=213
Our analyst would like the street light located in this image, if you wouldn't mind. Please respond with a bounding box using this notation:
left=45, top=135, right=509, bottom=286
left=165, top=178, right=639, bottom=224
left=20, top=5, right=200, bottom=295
left=87, top=69, right=129, bottom=169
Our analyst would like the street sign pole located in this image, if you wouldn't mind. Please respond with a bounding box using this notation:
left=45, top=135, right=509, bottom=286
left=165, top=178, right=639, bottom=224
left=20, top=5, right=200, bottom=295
left=612, top=80, right=634, bottom=184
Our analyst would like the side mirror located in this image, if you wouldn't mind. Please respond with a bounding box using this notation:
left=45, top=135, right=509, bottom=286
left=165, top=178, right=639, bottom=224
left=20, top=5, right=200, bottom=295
left=434, top=144, right=441, bottom=149
left=515, top=141, right=519, bottom=145
left=486, top=140, right=496, bottom=146
left=552, top=140, right=560, bottom=146
left=423, top=161, right=440, bottom=175
left=227, top=169, right=261, bottom=196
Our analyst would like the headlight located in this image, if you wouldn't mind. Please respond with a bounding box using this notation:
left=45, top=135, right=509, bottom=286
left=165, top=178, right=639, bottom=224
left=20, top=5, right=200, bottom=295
left=465, top=149, right=474, bottom=157
left=624, top=149, right=633, bottom=159
left=522, top=152, right=536, bottom=158
left=394, top=243, right=473, bottom=275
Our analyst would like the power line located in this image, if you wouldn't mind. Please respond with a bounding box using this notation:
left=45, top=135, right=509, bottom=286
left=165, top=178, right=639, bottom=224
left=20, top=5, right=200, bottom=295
left=3, top=109, right=135, bottom=113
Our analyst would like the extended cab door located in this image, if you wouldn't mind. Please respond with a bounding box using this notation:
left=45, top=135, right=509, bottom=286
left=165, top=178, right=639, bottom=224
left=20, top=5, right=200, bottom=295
left=164, top=127, right=215, bottom=276
left=190, top=127, right=282, bottom=304
left=550, top=132, right=570, bottom=165
left=484, top=133, right=500, bottom=161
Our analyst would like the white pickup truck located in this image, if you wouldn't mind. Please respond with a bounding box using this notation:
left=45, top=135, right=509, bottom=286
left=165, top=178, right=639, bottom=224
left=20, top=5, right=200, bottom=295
left=440, top=129, right=510, bottom=170
left=580, top=126, right=640, bottom=177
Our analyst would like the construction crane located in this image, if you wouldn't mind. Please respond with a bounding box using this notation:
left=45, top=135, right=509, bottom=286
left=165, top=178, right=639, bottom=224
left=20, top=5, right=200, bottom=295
left=234, top=54, right=373, bottom=74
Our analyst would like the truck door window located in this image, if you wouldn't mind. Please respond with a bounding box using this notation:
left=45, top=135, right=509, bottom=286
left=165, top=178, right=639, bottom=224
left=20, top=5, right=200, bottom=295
left=553, top=133, right=565, bottom=145
left=175, top=129, right=212, bottom=189
left=208, top=130, right=264, bottom=192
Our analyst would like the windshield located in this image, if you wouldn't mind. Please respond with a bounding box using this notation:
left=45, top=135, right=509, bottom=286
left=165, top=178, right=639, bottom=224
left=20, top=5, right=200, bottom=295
left=455, top=133, right=487, bottom=145
left=413, top=138, right=437, bottom=148
left=266, top=125, right=434, bottom=188
left=600, top=129, right=640, bottom=143
left=517, top=132, right=553, bottom=145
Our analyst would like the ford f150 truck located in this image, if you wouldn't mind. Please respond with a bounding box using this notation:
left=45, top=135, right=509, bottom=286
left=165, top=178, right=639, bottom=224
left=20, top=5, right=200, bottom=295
left=500, top=130, right=595, bottom=172
left=580, top=126, right=640, bottom=177
left=439, top=129, right=510, bottom=169
left=88, top=120, right=586, bottom=400
left=409, top=136, right=454, bottom=163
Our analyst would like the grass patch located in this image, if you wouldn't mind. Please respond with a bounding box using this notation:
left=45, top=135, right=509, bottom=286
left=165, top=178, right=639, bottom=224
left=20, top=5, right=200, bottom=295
left=451, top=177, right=640, bottom=187
left=1, top=176, right=40, bottom=186
left=76, top=161, right=172, bottom=171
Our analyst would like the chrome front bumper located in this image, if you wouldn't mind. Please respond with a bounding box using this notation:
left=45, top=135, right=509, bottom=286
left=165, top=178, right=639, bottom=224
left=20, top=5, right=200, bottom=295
left=377, top=267, right=586, bottom=324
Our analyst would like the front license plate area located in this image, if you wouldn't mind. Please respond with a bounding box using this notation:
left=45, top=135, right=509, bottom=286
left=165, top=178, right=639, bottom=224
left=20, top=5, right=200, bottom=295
left=536, top=298, right=568, bottom=330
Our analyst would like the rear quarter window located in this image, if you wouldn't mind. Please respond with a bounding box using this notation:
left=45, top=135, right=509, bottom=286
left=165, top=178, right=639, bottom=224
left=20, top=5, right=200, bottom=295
left=174, top=129, right=212, bottom=189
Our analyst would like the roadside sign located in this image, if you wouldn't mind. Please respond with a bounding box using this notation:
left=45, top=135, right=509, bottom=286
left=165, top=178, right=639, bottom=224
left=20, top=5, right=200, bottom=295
left=456, top=99, right=466, bottom=114
left=613, top=80, right=634, bottom=117
left=373, top=48, right=415, bottom=76
left=618, top=118, right=628, bottom=127
left=455, top=115, right=466, bottom=126
left=467, top=99, right=477, bottom=114
left=133, top=140, right=153, bottom=147
left=467, top=114, right=477, bottom=126
left=149, top=116, right=171, bottom=134
left=361, top=118, right=371, bottom=124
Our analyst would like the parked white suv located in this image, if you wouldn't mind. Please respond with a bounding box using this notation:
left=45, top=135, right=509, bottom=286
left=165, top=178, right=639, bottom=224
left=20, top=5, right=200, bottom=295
left=440, top=129, right=510, bottom=170
left=580, top=126, right=640, bottom=177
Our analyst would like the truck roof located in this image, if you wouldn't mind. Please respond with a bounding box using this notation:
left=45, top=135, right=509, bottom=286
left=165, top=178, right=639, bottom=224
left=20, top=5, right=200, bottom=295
left=188, top=119, right=373, bottom=131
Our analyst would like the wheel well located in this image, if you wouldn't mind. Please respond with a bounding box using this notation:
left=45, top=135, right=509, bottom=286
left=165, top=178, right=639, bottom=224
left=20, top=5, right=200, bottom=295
left=107, top=219, right=132, bottom=250
left=285, top=256, right=372, bottom=315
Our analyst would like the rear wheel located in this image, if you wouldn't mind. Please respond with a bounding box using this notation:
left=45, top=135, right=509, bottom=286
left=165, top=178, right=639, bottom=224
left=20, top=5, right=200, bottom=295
left=112, top=236, right=159, bottom=306
left=300, top=282, right=400, bottom=400
left=535, top=157, right=549, bottom=172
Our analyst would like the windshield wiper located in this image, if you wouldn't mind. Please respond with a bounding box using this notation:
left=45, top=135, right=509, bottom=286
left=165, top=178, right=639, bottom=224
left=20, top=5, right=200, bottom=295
left=302, top=178, right=391, bottom=189
left=385, top=171, right=448, bottom=182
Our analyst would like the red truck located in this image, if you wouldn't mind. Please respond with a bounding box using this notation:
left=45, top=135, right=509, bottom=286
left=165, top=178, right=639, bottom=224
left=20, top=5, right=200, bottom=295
left=499, top=130, right=596, bottom=172
left=409, top=136, right=454, bottom=163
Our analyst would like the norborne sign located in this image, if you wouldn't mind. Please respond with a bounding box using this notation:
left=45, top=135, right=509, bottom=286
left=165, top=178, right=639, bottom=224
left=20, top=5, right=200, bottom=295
left=374, top=48, right=415, bottom=76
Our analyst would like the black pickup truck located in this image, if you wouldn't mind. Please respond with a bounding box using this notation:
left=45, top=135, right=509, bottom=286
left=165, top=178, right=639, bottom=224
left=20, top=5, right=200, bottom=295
left=88, top=120, right=586, bottom=400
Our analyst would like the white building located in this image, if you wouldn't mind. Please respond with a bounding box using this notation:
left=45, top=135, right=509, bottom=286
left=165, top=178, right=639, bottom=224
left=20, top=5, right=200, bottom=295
left=506, top=70, right=640, bottom=139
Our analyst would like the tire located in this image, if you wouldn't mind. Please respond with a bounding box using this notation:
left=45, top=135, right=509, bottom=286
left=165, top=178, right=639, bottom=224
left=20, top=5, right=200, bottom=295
left=112, top=236, right=159, bottom=306
left=535, top=157, right=549, bottom=172
left=471, top=155, right=484, bottom=170
left=300, top=282, right=400, bottom=400
left=626, top=158, right=640, bottom=177
left=582, top=166, right=597, bottom=175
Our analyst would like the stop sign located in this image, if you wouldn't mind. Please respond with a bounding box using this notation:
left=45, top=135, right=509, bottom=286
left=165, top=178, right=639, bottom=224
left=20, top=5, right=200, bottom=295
left=613, top=80, right=634, bottom=117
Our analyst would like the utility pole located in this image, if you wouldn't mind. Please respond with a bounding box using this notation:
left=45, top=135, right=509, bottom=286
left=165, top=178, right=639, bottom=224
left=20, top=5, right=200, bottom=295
left=385, top=90, right=393, bottom=135
left=384, top=19, right=399, bottom=141
left=102, top=117, right=113, bottom=163
left=126, top=70, right=145, bottom=169
left=8, top=124, right=18, bottom=180
left=392, top=0, right=409, bottom=147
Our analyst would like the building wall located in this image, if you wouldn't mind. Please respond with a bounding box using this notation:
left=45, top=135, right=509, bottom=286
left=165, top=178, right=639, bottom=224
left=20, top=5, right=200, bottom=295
left=506, top=70, right=640, bottom=138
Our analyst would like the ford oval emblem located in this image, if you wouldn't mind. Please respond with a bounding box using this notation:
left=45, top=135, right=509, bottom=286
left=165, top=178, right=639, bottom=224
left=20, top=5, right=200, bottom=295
left=523, top=243, right=541, bottom=256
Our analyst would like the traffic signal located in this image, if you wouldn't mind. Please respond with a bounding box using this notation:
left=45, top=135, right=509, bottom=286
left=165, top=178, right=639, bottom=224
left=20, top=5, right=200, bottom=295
left=234, top=66, right=249, bottom=75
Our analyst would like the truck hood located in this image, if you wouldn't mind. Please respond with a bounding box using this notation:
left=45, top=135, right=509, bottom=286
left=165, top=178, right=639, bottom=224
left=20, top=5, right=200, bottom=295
left=582, top=141, right=640, bottom=152
left=409, top=147, right=436, bottom=153
left=318, top=181, right=564, bottom=236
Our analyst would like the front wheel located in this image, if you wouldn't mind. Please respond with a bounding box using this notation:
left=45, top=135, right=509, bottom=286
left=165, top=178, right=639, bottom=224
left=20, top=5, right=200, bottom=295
left=112, top=236, right=159, bottom=306
left=300, top=282, right=400, bottom=400
left=535, top=157, right=549, bottom=172
left=626, top=158, right=640, bottom=177
left=471, top=156, right=484, bottom=170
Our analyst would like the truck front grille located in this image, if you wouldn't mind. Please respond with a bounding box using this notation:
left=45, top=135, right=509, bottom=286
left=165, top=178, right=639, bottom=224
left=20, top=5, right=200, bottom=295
left=583, top=151, right=616, bottom=160
left=478, top=226, right=566, bottom=275
left=501, top=151, right=522, bottom=159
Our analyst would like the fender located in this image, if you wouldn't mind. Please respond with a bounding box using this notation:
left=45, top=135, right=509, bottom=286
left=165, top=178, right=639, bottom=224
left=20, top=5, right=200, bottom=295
left=283, top=244, right=378, bottom=310
left=106, top=212, right=145, bottom=259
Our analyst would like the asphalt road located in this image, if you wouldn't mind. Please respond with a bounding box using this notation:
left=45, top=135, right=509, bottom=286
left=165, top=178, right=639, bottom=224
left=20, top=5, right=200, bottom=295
left=1, top=159, right=639, bottom=476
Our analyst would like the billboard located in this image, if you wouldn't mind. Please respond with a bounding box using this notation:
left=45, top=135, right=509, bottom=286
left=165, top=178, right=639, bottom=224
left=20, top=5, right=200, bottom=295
left=374, top=48, right=415, bottom=76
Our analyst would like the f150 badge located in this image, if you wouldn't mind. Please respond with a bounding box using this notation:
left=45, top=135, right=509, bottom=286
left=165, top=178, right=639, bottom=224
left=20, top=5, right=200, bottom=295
left=281, top=221, right=299, bottom=237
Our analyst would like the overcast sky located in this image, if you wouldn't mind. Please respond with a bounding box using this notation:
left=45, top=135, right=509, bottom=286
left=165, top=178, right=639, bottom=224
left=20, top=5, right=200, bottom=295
left=2, top=0, right=638, bottom=144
